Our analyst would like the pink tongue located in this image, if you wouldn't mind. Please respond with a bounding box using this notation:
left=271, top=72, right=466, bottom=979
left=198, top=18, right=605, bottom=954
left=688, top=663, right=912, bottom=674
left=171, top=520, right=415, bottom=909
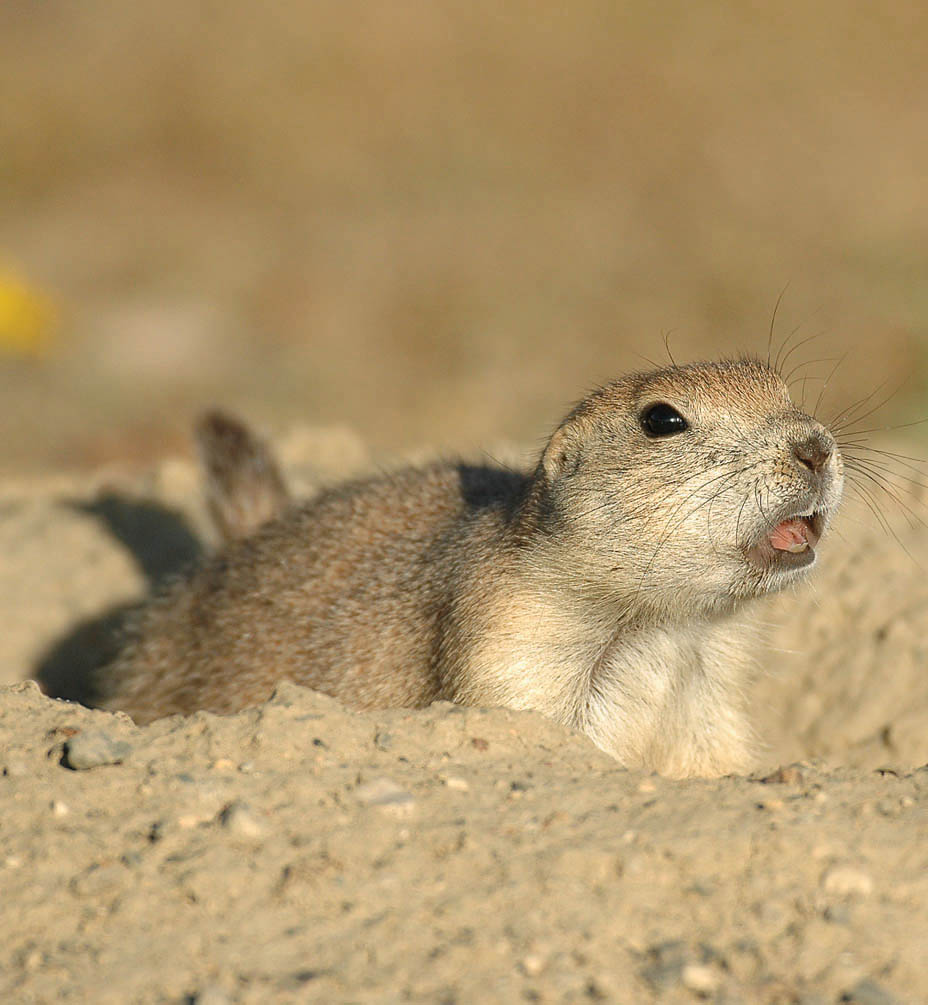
left=769, top=518, right=810, bottom=551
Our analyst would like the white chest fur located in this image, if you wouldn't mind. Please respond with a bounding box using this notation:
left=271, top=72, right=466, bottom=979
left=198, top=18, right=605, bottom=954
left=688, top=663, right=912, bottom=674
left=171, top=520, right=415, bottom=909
left=457, top=591, right=757, bottom=778
left=580, top=620, right=757, bottom=777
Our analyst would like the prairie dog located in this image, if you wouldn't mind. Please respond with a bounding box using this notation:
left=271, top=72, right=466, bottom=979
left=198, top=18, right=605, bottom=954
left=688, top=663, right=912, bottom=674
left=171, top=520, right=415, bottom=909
left=99, top=359, right=843, bottom=777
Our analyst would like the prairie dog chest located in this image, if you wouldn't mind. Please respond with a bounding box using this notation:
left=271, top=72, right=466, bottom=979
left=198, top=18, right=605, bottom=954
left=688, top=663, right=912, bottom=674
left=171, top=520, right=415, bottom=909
left=582, top=620, right=756, bottom=775
left=450, top=582, right=756, bottom=776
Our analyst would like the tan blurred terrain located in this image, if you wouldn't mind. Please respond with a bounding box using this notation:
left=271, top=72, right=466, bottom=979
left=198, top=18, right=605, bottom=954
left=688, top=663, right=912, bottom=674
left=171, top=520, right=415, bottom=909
left=2, top=1, right=928, bottom=472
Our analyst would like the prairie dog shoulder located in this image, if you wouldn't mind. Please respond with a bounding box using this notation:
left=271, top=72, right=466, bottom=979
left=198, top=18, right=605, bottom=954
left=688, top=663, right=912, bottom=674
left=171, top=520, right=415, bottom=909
left=99, top=358, right=844, bottom=777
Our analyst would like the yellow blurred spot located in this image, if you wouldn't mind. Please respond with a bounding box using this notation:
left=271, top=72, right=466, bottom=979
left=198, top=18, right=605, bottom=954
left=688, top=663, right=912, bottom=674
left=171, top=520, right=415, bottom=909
left=0, top=267, right=58, bottom=358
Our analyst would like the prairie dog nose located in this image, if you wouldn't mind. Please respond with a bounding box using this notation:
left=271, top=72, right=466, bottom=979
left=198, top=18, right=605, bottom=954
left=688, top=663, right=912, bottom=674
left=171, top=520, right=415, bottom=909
left=792, top=431, right=834, bottom=474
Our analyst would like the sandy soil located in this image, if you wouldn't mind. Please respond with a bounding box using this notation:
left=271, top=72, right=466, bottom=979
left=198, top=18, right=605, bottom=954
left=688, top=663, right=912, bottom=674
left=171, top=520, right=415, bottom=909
left=2, top=430, right=927, bottom=1004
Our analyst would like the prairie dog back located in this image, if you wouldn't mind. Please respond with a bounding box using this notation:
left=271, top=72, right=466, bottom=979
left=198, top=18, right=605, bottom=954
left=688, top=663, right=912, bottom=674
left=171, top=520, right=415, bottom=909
left=105, top=462, right=525, bottom=719
left=98, top=358, right=843, bottom=777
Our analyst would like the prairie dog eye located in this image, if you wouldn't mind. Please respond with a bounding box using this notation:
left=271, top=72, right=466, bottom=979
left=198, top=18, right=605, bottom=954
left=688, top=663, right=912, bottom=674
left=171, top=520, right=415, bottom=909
left=640, top=403, right=689, bottom=437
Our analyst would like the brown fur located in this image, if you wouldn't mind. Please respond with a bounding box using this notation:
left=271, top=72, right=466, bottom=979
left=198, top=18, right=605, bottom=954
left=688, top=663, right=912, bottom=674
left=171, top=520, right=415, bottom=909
left=99, top=359, right=843, bottom=777
left=195, top=410, right=291, bottom=541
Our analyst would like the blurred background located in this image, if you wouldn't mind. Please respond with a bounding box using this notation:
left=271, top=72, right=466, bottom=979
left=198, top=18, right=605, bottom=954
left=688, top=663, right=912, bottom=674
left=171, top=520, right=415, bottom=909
left=2, top=1, right=927, bottom=473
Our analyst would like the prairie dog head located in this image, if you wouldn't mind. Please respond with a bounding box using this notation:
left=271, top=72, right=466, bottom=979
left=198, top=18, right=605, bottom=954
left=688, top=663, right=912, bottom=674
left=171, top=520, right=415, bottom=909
left=534, top=358, right=844, bottom=618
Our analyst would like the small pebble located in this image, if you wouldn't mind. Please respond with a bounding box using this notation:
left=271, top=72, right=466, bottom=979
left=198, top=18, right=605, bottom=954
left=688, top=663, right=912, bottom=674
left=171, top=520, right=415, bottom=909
left=681, top=963, right=720, bottom=995
left=355, top=777, right=416, bottom=817
left=63, top=730, right=133, bottom=770
left=520, top=953, right=547, bottom=977
left=218, top=801, right=266, bottom=838
left=179, top=814, right=209, bottom=829
left=640, top=941, right=686, bottom=990
left=823, top=904, right=852, bottom=924
left=760, top=764, right=805, bottom=785
left=840, top=978, right=902, bottom=1005
left=51, top=800, right=69, bottom=817
left=822, top=866, right=873, bottom=898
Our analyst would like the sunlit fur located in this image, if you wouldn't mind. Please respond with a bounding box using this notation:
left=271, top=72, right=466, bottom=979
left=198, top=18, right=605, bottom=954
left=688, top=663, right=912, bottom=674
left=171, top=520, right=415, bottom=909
left=100, top=358, right=843, bottom=778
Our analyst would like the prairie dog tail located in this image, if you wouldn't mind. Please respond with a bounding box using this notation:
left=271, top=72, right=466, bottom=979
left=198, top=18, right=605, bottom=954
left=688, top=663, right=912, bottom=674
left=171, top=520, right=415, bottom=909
left=195, top=410, right=291, bottom=542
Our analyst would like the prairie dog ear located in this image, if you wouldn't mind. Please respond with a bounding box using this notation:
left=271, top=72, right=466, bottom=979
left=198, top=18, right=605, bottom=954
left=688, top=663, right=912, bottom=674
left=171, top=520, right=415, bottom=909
left=195, top=410, right=291, bottom=542
left=541, top=419, right=585, bottom=482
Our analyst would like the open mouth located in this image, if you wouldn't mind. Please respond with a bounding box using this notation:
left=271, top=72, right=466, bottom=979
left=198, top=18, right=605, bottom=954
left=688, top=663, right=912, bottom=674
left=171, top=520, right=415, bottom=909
left=746, top=510, right=824, bottom=571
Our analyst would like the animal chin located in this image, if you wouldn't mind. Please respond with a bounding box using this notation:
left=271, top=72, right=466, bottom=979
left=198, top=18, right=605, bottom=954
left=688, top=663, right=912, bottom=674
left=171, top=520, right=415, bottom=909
left=746, top=512, right=823, bottom=572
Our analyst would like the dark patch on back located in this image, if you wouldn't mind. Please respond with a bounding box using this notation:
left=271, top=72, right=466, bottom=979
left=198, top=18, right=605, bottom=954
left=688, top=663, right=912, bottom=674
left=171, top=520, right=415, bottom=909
left=456, top=463, right=527, bottom=515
